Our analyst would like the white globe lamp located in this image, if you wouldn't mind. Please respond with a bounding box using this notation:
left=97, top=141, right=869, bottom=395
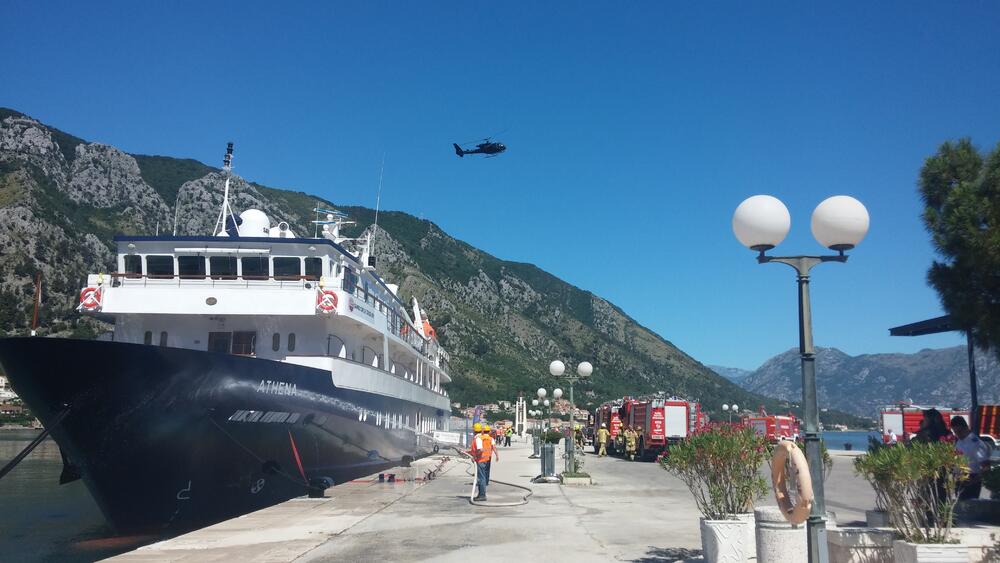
left=537, top=388, right=547, bottom=399
left=577, top=361, right=593, bottom=377
left=733, top=195, right=791, bottom=251
left=543, top=399, right=550, bottom=407
left=532, top=399, right=539, bottom=407
left=553, top=388, right=563, bottom=400
left=549, top=360, right=566, bottom=377
left=811, top=196, right=870, bottom=251
left=732, top=404, right=739, bottom=412
left=722, top=404, right=730, bottom=412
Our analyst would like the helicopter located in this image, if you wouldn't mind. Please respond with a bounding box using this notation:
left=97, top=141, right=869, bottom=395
left=453, top=138, right=506, bottom=158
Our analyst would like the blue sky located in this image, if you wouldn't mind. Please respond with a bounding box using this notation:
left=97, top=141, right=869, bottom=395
left=3, top=2, right=999, bottom=370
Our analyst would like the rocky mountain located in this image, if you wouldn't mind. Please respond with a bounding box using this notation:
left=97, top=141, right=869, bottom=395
left=0, top=107, right=862, bottom=422
left=738, top=346, right=1000, bottom=418
left=709, top=365, right=752, bottom=383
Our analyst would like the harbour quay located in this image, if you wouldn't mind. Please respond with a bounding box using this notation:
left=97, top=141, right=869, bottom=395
left=102, top=438, right=993, bottom=563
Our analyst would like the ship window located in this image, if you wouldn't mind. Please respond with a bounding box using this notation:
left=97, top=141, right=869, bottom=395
left=304, top=258, right=322, bottom=281
left=178, top=256, right=206, bottom=279
left=343, top=267, right=357, bottom=294
left=232, top=331, right=256, bottom=356
left=208, top=332, right=232, bottom=353
left=241, top=256, right=268, bottom=279
left=146, top=255, right=175, bottom=278
left=288, top=333, right=296, bottom=352
left=159, top=331, right=168, bottom=346
left=210, top=256, right=237, bottom=280
left=272, top=333, right=280, bottom=351
left=273, top=257, right=301, bottom=280
left=144, top=331, right=153, bottom=345
left=124, top=255, right=142, bottom=278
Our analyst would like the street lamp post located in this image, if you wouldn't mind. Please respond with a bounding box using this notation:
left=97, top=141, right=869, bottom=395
left=722, top=403, right=739, bottom=424
left=549, top=360, right=593, bottom=475
left=733, top=194, right=869, bottom=563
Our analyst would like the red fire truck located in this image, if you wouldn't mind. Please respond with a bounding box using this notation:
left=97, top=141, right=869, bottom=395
left=594, top=400, right=623, bottom=454
left=619, top=396, right=704, bottom=461
left=743, top=408, right=799, bottom=442
left=879, top=404, right=969, bottom=443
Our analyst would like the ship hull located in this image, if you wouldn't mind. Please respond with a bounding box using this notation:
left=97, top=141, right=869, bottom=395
left=0, top=337, right=444, bottom=534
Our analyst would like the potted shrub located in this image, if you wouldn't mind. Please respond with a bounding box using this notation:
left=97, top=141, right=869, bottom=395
left=854, top=440, right=892, bottom=527
left=660, top=424, right=768, bottom=563
left=856, top=441, right=968, bottom=563
left=982, top=466, right=1000, bottom=500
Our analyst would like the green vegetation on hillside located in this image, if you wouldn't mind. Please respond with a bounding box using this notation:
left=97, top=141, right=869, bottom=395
left=134, top=155, right=216, bottom=205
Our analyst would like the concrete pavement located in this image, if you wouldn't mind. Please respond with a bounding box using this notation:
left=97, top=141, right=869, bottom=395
left=107, top=439, right=882, bottom=562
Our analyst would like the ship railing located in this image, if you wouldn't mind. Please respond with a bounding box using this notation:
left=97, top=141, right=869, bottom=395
left=291, top=353, right=450, bottom=397
left=107, top=272, right=320, bottom=289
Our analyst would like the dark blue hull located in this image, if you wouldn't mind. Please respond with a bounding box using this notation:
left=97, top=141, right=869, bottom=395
left=0, top=337, right=443, bottom=534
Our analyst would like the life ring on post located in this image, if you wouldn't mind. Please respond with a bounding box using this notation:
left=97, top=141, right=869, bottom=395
left=316, top=289, right=338, bottom=313
left=79, top=287, right=102, bottom=311
left=771, top=439, right=814, bottom=525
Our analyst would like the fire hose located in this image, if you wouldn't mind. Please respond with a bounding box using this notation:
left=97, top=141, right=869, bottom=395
left=447, top=446, right=533, bottom=507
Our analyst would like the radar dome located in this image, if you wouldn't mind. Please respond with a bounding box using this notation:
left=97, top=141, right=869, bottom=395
left=239, top=209, right=270, bottom=237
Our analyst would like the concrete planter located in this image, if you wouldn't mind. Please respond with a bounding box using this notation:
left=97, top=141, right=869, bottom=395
left=560, top=475, right=592, bottom=486
left=735, top=512, right=756, bottom=561
left=700, top=518, right=749, bottom=563
left=827, top=527, right=894, bottom=563
left=892, top=540, right=968, bottom=563
left=866, top=510, right=891, bottom=527
left=753, top=507, right=838, bottom=563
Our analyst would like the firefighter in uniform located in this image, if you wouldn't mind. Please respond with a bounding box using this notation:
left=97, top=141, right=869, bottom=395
left=624, top=425, right=638, bottom=461
left=614, top=424, right=624, bottom=454
left=574, top=424, right=585, bottom=454
left=596, top=423, right=610, bottom=456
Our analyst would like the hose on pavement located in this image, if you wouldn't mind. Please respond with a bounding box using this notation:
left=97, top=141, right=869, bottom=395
left=447, top=446, right=533, bottom=507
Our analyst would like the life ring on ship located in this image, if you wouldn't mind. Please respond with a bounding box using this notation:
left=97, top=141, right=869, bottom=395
left=771, top=439, right=814, bottom=525
left=316, top=289, right=338, bottom=313
left=79, top=287, right=102, bottom=311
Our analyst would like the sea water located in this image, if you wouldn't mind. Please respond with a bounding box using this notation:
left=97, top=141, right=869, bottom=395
left=0, top=429, right=144, bottom=562
left=822, top=430, right=881, bottom=451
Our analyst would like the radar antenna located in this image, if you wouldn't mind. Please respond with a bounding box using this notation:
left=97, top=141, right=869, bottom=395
left=213, top=142, right=239, bottom=237
left=365, top=154, right=385, bottom=270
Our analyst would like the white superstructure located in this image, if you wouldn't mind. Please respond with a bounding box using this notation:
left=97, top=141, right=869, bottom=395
left=79, top=209, right=452, bottom=419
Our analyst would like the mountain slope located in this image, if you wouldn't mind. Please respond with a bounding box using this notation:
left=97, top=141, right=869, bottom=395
left=0, top=107, right=860, bottom=422
left=709, top=365, right=752, bottom=383
left=739, top=346, right=1000, bottom=417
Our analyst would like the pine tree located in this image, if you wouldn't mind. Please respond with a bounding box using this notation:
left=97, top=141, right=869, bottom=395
left=919, top=139, right=1000, bottom=352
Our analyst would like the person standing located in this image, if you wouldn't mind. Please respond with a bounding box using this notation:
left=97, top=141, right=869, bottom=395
left=596, top=423, right=610, bottom=457
left=888, top=430, right=898, bottom=445
left=505, top=426, right=512, bottom=447
left=482, top=424, right=498, bottom=487
left=471, top=424, right=498, bottom=501
left=625, top=425, right=638, bottom=461
left=951, top=416, right=991, bottom=500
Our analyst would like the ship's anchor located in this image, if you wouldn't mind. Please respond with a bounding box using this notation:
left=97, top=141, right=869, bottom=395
left=0, top=407, right=71, bottom=482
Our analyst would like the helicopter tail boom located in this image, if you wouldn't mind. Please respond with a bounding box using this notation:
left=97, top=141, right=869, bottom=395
left=453, top=143, right=464, bottom=157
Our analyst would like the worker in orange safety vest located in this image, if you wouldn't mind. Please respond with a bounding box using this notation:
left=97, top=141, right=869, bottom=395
left=470, top=423, right=498, bottom=501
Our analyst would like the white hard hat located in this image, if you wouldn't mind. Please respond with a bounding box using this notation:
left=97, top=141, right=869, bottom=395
left=601, top=423, right=606, bottom=428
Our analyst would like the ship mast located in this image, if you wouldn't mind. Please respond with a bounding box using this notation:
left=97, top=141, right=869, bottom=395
left=213, top=142, right=237, bottom=236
